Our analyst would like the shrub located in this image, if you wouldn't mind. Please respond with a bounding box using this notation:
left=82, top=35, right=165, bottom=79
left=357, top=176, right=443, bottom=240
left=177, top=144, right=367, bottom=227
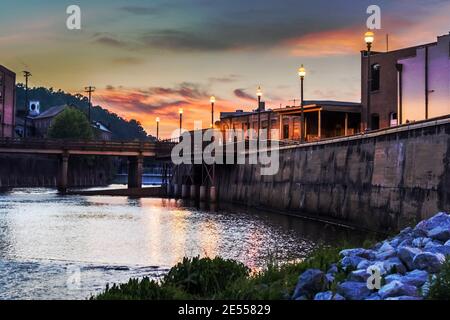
left=164, top=256, right=250, bottom=297
left=427, top=258, right=450, bottom=300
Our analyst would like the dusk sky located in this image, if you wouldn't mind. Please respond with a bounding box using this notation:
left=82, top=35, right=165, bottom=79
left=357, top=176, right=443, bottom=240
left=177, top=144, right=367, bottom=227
left=1, top=0, right=449, bottom=137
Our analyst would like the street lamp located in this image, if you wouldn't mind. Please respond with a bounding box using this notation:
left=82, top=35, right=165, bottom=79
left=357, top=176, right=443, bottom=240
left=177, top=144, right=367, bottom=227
left=365, top=30, right=374, bottom=131
left=210, top=96, right=216, bottom=128
left=179, top=108, right=183, bottom=141
left=256, top=86, right=263, bottom=146
left=298, top=64, right=306, bottom=143
left=156, top=117, right=160, bottom=141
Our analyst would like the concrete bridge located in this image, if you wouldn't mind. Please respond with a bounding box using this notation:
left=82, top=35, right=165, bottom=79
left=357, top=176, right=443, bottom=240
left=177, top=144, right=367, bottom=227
left=0, top=138, right=175, bottom=192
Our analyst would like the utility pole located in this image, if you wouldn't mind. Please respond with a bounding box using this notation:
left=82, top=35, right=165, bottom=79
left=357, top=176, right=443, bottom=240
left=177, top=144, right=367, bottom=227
left=84, top=86, right=96, bottom=122
left=23, top=71, right=32, bottom=138
left=289, top=99, right=299, bottom=107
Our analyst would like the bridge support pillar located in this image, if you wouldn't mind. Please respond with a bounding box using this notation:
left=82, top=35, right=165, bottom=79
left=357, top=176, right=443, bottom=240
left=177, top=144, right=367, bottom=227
left=209, top=186, right=217, bottom=203
left=128, top=156, right=143, bottom=189
left=182, top=184, right=190, bottom=198
left=199, top=185, right=207, bottom=202
left=190, top=185, right=198, bottom=200
left=166, top=184, right=173, bottom=197
left=174, top=184, right=181, bottom=198
left=58, top=154, right=69, bottom=193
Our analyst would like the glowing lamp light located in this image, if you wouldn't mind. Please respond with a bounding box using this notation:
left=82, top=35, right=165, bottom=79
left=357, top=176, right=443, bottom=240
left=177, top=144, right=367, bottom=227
left=179, top=108, right=183, bottom=115
left=256, top=86, right=262, bottom=97
left=156, top=117, right=160, bottom=123
left=298, top=64, right=306, bottom=78
left=365, top=30, right=375, bottom=45
left=210, top=96, right=216, bottom=104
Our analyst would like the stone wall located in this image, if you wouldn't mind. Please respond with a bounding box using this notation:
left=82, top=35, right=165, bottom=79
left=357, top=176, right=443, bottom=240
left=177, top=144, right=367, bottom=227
left=215, top=119, right=450, bottom=232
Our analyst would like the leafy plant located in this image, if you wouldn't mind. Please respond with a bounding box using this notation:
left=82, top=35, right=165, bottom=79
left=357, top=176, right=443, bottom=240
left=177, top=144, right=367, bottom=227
left=164, top=256, right=250, bottom=297
left=427, top=258, right=450, bottom=300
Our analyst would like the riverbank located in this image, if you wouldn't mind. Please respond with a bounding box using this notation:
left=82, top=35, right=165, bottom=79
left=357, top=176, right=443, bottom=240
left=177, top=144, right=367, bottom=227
left=94, top=212, right=450, bottom=300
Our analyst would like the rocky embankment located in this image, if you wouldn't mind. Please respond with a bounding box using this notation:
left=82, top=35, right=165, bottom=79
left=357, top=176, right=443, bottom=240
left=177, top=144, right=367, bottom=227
left=293, top=212, right=450, bottom=300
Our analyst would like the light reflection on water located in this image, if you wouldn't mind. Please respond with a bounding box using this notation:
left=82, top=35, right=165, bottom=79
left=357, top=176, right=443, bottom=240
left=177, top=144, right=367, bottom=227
left=0, top=188, right=371, bottom=300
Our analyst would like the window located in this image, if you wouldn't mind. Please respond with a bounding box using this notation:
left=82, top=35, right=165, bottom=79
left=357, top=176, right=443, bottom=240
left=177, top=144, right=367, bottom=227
left=371, top=114, right=380, bottom=130
left=371, top=63, right=380, bottom=91
left=390, top=112, right=398, bottom=127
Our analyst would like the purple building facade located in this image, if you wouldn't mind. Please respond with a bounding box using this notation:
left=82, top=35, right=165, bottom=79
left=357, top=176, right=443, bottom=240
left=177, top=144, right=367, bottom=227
left=0, top=65, right=16, bottom=138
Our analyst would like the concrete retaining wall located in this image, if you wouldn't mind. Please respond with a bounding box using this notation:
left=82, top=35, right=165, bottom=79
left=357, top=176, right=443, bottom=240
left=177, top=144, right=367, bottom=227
left=215, top=119, right=450, bottom=232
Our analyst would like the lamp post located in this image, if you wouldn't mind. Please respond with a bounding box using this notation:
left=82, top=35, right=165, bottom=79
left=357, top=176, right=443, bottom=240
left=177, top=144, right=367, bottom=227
left=210, top=96, right=216, bottom=128
left=179, top=108, right=183, bottom=142
left=156, top=117, right=160, bottom=141
left=365, top=30, right=374, bottom=131
left=298, top=65, right=306, bottom=143
left=256, top=86, right=262, bottom=145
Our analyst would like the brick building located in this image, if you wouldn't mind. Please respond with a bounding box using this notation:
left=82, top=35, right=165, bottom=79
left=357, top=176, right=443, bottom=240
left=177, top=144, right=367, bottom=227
left=361, top=33, right=450, bottom=129
left=220, top=100, right=361, bottom=143
left=0, top=65, right=16, bottom=137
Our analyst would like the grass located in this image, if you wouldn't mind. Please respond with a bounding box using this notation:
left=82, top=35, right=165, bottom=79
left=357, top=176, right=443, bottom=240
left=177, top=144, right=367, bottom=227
left=94, top=247, right=343, bottom=300
left=94, top=239, right=450, bottom=300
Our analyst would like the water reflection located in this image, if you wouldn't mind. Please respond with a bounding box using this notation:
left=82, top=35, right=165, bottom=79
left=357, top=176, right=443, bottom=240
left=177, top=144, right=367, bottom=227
left=0, top=188, right=374, bottom=299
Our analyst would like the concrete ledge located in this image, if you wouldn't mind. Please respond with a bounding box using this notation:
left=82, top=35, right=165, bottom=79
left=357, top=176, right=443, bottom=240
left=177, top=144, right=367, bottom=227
left=68, top=187, right=166, bottom=198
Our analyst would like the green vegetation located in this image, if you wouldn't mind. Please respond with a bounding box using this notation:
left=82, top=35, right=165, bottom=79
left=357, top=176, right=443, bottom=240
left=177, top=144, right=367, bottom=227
left=94, top=247, right=342, bottom=300
left=428, top=258, right=450, bottom=300
left=48, top=108, right=93, bottom=140
left=16, top=85, right=151, bottom=140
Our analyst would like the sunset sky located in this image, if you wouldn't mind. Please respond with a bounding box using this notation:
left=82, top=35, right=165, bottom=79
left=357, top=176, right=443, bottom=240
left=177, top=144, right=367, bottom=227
left=1, top=0, right=449, bottom=137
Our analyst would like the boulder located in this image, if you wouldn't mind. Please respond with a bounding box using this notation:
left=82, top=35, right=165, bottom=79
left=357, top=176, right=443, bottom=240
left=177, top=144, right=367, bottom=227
left=399, top=227, right=413, bottom=235
left=383, top=257, right=407, bottom=275
left=357, top=260, right=372, bottom=271
left=378, top=280, right=418, bottom=299
left=367, top=261, right=387, bottom=275
left=365, top=293, right=381, bottom=300
left=292, top=269, right=328, bottom=299
left=402, top=270, right=429, bottom=287
left=428, top=226, right=450, bottom=242
left=398, top=238, right=414, bottom=248
left=424, top=240, right=444, bottom=251
left=387, top=270, right=429, bottom=287
left=337, top=281, right=372, bottom=300
left=375, top=242, right=397, bottom=260
left=385, top=296, right=423, bottom=300
left=415, top=212, right=450, bottom=232
left=412, top=237, right=432, bottom=249
left=397, top=247, right=422, bottom=270
left=385, top=274, right=403, bottom=284
left=325, top=273, right=335, bottom=284
left=327, top=264, right=338, bottom=275
left=340, top=248, right=375, bottom=260
left=341, top=256, right=365, bottom=270
left=389, top=237, right=402, bottom=249
left=413, top=252, right=445, bottom=273
left=411, top=228, right=428, bottom=238
left=348, top=269, right=370, bottom=282
left=314, top=291, right=345, bottom=300
left=427, top=245, right=450, bottom=256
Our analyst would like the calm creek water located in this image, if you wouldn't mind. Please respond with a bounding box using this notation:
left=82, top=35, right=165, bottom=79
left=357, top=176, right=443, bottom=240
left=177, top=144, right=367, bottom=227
left=0, top=187, right=372, bottom=300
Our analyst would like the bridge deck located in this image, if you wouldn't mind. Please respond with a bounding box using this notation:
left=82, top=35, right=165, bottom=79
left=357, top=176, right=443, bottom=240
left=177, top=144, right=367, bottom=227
left=0, top=138, right=175, bottom=157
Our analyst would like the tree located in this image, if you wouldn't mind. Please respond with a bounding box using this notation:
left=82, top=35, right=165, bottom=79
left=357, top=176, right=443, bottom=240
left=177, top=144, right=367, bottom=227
left=48, top=107, right=94, bottom=140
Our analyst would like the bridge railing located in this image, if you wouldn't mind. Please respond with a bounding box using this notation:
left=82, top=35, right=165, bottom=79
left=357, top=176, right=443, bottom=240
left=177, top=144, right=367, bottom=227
left=0, top=137, right=176, bottom=155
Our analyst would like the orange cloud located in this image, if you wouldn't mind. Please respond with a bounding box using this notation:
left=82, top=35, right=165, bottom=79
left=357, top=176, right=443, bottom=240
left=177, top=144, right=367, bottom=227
left=94, top=84, right=238, bottom=138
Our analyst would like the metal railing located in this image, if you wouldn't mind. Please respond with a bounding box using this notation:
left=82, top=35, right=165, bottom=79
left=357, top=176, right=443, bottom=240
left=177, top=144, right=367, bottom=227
left=0, top=137, right=176, bottom=156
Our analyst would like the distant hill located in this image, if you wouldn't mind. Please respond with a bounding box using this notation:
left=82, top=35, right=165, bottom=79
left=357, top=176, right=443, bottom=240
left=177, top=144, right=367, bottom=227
left=15, top=84, right=153, bottom=141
